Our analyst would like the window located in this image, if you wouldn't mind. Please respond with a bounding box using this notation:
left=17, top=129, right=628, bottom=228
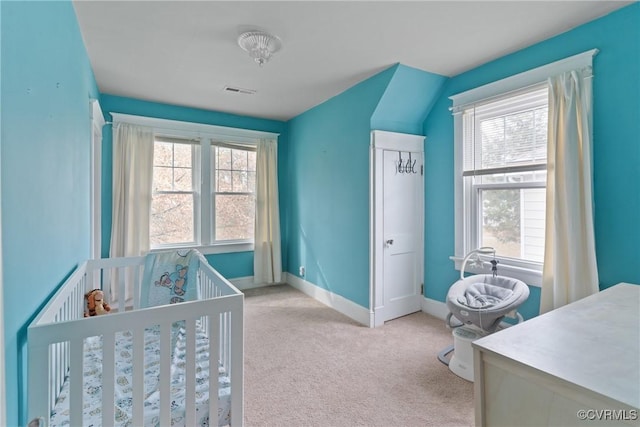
left=150, top=136, right=257, bottom=250
left=452, top=83, right=549, bottom=280
left=110, top=113, right=278, bottom=255
left=213, top=145, right=256, bottom=241
left=151, top=137, right=196, bottom=245
left=463, top=85, right=548, bottom=264
left=450, top=50, right=599, bottom=285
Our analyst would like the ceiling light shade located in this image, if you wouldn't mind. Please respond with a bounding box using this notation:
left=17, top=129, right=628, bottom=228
left=237, top=30, right=282, bottom=66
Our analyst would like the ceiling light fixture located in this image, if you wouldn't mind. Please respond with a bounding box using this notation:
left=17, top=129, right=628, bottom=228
left=237, top=30, right=282, bottom=67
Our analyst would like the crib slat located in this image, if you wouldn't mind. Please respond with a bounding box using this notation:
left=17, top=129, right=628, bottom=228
left=62, top=341, right=68, bottom=401
left=133, top=264, right=141, bottom=310
left=103, top=267, right=112, bottom=305
left=230, top=302, right=244, bottom=427
left=185, top=317, right=197, bottom=426
left=48, top=344, right=54, bottom=412
left=222, top=311, right=229, bottom=371
left=132, top=327, right=145, bottom=426
left=77, top=283, right=83, bottom=318
left=52, top=342, right=59, bottom=410
left=28, top=341, right=49, bottom=427
left=208, top=314, right=220, bottom=425
left=102, top=332, right=116, bottom=426
left=159, top=322, right=172, bottom=424
left=118, top=267, right=127, bottom=311
left=69, top=338, right=84, bottom=427
left=86, top=266, right=94, bottom=292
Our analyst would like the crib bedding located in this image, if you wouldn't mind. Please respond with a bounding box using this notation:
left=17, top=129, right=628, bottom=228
left=49, top=323, right=231, bottom=427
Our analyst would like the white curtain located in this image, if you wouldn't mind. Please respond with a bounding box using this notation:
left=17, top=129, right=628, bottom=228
left=110, top=123, right=154, bottom=300
left=254, top=138, right=282, bottom=284
left=540, top=70, right=599, bottom=314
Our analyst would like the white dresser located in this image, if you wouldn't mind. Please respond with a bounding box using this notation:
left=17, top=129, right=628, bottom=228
left=473, top=283, right=640, bottom=426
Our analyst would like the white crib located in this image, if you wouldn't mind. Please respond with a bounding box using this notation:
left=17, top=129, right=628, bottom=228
left=27, top=252, right=243, bottom=426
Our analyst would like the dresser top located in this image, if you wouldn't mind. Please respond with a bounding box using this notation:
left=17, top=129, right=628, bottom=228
left=473, top=283, right=640, bottom=409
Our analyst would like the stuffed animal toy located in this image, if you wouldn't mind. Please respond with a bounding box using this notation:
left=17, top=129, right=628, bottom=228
left=84, top=289, right=111, bottom=317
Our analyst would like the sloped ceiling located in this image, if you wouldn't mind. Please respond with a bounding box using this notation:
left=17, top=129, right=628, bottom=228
left=73, top=1, right=634, bottom=121
left=371, top=64, right=448, bottom=134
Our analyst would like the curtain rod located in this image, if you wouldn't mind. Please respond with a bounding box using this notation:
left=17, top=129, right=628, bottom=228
left=109, top=112, right=280, bottom=140
left=449, top=48, right=598, bottom=113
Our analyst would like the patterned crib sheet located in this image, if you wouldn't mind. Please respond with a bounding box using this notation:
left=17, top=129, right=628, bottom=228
left=49, top=324, right=231, bottom=426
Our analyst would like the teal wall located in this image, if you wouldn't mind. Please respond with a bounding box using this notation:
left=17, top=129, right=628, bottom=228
left=286, top=67, right=395, bottom=307
left=286, top=64, right=445, bottom=308
left=371, top=64, right=447, bottom=134
left=1, top=1, right=100, bottom=425
left=99, top=95, right=289, bottom=277
left=423, top=3, right=640, bottom=315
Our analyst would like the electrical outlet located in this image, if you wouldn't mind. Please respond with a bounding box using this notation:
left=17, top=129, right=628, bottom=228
left=299, top=266, right=305, bottom=277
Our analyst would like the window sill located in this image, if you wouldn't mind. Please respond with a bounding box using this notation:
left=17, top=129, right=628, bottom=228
left=151, top=241, right=254, bottom=256
left=449, top=256, right=542, bottom=287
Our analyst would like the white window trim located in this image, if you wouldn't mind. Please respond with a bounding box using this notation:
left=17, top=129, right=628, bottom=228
left=449, top=49, right=598, bottom=287
left=110, top=113, right=279, bottom=143
left=90, top=99, right=105, bottom=260
left=111, top=113, right=279, bottom=255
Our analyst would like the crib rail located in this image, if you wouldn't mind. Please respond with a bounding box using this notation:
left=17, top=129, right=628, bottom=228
left=87, top=255, right=146, bottom=311
left=28, top=253, right=244, bottom=427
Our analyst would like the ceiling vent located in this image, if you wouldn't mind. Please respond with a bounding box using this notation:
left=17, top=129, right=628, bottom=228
left=223, top=86, right=256, bottom=95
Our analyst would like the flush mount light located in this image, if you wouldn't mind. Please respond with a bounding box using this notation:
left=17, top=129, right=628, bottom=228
left=237, top=30, right=282, bottom=66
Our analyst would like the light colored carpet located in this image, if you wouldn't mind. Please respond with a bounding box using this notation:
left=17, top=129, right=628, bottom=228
left=243, top=284, right=474, bottom=427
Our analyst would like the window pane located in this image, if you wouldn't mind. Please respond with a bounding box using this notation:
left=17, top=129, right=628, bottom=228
left=215, top=194, right=255, bottom=241
left=172, top=167, right=192, bottom=191
left=213, top=144, right=257, bottom=241
left=465, top=85, right=548, bottom=173
left=232, top=170, right=249, bottom=192
left=154, top=142, right=173, bottom=166
left=480, top=108, right=548, bottom=170
left=247, top=151, right=256, bottom=171
left=480, top=188, right=545, bottom=263
left=248, top=171, right=256, bottom=192
left=217, top=170, right=232, bottom=192
left=150, top=193, right=194, bottom=245
left=480, top=117, right=505, bottom=167
left=153, top=141, right=193, bottom=191
left=232, top=149, right=248, bottom=170
left=153, top=166, right=173, bottom=192
left=172, top=143, right=192, bottom=167
left=217, top=147, right=231, bottom=169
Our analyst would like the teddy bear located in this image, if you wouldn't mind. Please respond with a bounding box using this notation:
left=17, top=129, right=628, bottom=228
left=84, top=289, right=111, bottom=317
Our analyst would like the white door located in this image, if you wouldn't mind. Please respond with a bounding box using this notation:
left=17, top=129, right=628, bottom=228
left=371, top=131, right=424, bottom=326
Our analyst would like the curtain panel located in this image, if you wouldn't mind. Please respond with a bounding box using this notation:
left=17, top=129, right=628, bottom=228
left=109, top=122, right=154, bottom=301
left=540, top=69, right=599, bottom=314
left=253, top=138, right=282, bottom=284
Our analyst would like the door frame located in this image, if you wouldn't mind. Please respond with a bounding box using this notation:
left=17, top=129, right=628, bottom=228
left=370, top=130, right=425, bottom=327
left=90, top=99, right=105, bottom=260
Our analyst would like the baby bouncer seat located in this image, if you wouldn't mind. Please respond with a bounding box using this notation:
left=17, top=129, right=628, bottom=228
left=446, top=273, right=529, bottom=333
left=439, top=248, right=530, bottom=381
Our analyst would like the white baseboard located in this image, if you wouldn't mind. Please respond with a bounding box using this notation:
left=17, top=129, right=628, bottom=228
left=229, top=276, right=260, bottom=290
left=230, top=275, right=287, bottom=291
left=422, top=296, right=449, bottom=320
left=286, top=273, right=371, bottom=326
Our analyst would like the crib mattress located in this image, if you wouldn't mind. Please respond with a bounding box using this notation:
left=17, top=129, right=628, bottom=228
left=49, top=324, right=231, bottom=427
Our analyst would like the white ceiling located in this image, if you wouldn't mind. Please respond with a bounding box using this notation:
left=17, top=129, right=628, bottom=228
left=73, top=1, right=633, bottom=121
